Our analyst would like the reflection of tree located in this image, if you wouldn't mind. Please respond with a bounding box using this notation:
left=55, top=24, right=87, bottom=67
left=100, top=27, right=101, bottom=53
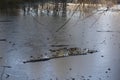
left=22, top=3, right=39, bottom=16
left=0, top=0, right=118, bottom=16
left=62, top=0, right=67, bottom=17
left=0, top=0, right=20, bottom=15
left=20, top=0, right=67, bottom=16
left=53, top=0, right=59, bottom=16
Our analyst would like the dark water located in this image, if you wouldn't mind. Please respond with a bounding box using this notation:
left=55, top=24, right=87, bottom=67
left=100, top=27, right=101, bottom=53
left=0, top=3, right=120, bottom=80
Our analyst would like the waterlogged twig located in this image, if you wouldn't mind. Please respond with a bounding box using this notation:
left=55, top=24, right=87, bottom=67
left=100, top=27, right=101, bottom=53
left=23, top=58, right=51, bottom=63
left=82, top=10, right=98, bottom=21
left=23, top=48, right=98, bottom=63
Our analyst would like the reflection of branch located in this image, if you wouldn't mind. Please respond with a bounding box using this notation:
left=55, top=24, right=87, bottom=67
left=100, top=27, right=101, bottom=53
left=56, top=4, right=80, bottom=32
left=32, top=16, right=47, bottom=27
left=82, top=10, right=98, bottom=21
left=89, top=10, right=106, bottom=28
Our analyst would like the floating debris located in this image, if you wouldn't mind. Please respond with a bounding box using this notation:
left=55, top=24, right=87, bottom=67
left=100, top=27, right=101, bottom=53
left=0, top=20, right=12, bottom=22
left=0, top=39, right=7, bottom=41
left=97, top=30, right=120, bottom=33
left=81, top=76, right=84, bottom=78
left=108, top=68, right=111, bottom=71
left=88, top=76, right=92, bottom=78
left=51, top=48, right=98, bottom=56
left=30, top=56, right=33, bottom=58
left=6, top=74, right=10, bottom=79
left=12, top=43, right=16, bottom=46
left=105, top=71, right=108, bottom=73
left=0, top=57, right=2, bottom=59
left=1, top=66, right=12, bottom=68
left=97, top=30, right=113, bottom=32
left=23, top=58, right=51, bottom=63
left=23, top=48, right=98, bottom=63
left=47, top=38, right=50, bottom=40
left=69, top=68, right=72, bottom=71
left=71, top=78, right=75, bottom=80
left=8, top=41, right=12, bottom=43
left=50, top=45, right=69, bottom=47
left=56, top=77, right=58, bottom=80
left=101, top=55, right=104, bottom=57
left=99, top=78, right=102, bottom=80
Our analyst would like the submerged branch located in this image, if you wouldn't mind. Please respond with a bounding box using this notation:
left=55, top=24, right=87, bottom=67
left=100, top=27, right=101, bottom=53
left=23, top=48, right=98, bottom=63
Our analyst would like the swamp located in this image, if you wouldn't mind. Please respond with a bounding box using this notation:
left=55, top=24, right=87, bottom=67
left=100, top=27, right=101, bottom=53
left=0, top=0, right=120, bottom=80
